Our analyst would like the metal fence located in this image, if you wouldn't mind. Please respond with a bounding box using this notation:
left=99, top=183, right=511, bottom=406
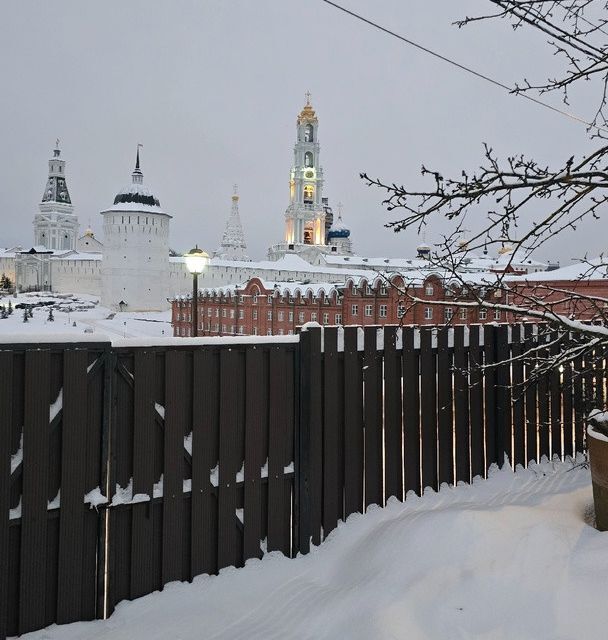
left=0, top=325, right=595, bottom=637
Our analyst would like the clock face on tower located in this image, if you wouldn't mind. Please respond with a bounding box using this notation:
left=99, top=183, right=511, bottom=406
left=305, top=170, right=315, bottom=179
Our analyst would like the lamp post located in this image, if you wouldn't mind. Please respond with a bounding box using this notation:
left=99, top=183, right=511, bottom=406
left=184, top=245, right=209, bottom=337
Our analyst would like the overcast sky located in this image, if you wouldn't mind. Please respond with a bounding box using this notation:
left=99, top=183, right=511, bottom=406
left=0, top=0, right=601, bottom=265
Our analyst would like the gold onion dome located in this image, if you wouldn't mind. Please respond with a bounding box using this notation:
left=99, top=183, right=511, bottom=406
left=297, top=93, right=318, bottom=124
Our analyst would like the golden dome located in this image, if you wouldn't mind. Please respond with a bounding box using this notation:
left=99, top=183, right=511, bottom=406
left=297, top=92, right=318, bottom=124
left=497, top=244, right=514, bottom=255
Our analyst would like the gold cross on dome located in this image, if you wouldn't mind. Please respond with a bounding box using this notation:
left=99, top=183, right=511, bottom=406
left=233, top=183, right=238, bottom=195
left=305, top=91, right=311, bottom=105
left=55, top=138, right=60, bottom=149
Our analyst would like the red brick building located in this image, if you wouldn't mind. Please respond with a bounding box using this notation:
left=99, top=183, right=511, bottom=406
left=171, top=274, right=513, bottom=337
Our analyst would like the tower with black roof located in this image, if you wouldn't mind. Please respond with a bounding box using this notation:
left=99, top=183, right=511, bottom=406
left=100, top=146, right=172, bottom=311
left=33, top=141, right=79, bottom=250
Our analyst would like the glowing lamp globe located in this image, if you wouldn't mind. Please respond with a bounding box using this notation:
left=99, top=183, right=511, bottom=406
left=184, top=246, right=209, bottom=275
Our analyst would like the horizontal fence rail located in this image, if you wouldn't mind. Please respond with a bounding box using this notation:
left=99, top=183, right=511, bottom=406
left=0, top=324, right=597, bottom=637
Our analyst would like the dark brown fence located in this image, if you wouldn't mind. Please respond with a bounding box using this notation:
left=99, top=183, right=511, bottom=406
left=0, top=342, right=109, bottom=638
left=297, top=324, right=595, bottom=548
left=0, top=325, right=597, bottom=637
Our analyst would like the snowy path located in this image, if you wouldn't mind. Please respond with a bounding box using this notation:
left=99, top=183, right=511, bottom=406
left=19, top=459, right=608, bottom=640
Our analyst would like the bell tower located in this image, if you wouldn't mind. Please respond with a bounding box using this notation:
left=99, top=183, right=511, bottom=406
left=33, top=140, right=79, bottom=250
left=284, top=93, right=326, bottom=247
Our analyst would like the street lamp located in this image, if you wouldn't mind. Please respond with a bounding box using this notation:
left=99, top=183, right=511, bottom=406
left=184, top=245, right=209, bottom=337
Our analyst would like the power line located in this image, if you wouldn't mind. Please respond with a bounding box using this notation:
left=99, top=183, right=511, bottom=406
left=320, top=0, right=608, bottom=134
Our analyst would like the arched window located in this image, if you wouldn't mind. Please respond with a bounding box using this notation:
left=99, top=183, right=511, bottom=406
left=304, top=151, right=313, bottom=167
left=304, top=124, right=314, bottom=142
left=303, top=185, right=314, bottom=203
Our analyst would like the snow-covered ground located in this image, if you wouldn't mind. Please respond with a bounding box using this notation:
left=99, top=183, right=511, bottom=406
left=19, top=458, right=608, bottom=640
left=0, top=292, right=172, bottom=340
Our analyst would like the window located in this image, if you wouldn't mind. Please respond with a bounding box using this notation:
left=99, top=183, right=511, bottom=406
left=289, top=311, right=294, bottom=322
left=304, top=123, right=314, bottom=142
left=278, top=329, right=284, bottom=335
left=335, top=313, right=342, bottom=324
left=459, top=308, right=467, bottom=320
left=253, top=327, right=258, bottom=336
left=379, top=304, right=387, bottom=318
left=215, top=309, right=219, bottom=317
left=222, top=309, right=227, bottom=318
left=278, top=311, right=284, bottom=321
left=239, top=296, right=244, bottom=303
left=365, top=304, right=373, bottom=317
left=494, top=309, right=501, bottom=320
left=479, top=309, right=487, bottom=320
left=351, top=304, right=359, bottom=316
left=207, top=308, right=212, bottom=317
left=238, top=309, right=244, bottom=319
left=304, top=151, right=314, bottom=167
left=252, top=294, right=258, bottom=304
left=352, top=285, right=358, bottom=295
left=288, top=330, right=294, bottom=335
left=267, top=295, right=272, bottom=304
left=267, top=329, right=272, bottom=336
left=222, top=324, right=227, bottom=333
left=299, top=311, right=305, bottom=323
left=267, top=310, right=272, bottom=321
left=366, top=285, right=373, bottom=295
left=253, top=310, right=258, bottom=320
left=311, top=312, right=317, bottom=322
left=425, top=285, right=434, bottom=296
left=424, top=307, right=433, bottom=320
left=239, top=326, right=244, bottom=335
left=380, top=285, right=387, bottom=295
left=303, top=185, right=314, bottom=203
left=445, top=307, right=454, bottom=321
left=230, top=309, right=235, bottom=319
left=323, top=313, right=329, bottom=325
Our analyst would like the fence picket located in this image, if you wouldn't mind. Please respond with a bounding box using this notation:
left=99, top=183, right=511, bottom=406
left=364, top=326, right=383, bottom=508
left=437, top=328, right=453, bottom=486
left=343, top=327, right=363, bottom=516
left=0, top=352, right=12, bottom=640
left=403, top=327, right=421, bottom=496
left=383, top=326, right=402, bottom=502
left=322, top=328, right=340, bottom=536
left=511, top=326, right=525, bottom=468
left=243, top=346, right=265, bottom=562
left=57, top=349, right=89, bottom=624
left=468, top=325, right=485, bottom=478
left=19, top=350, right=51, bottom=635
left=420, top=328, right=437, bottom=491
left=453, top=327, right=470, bottom=484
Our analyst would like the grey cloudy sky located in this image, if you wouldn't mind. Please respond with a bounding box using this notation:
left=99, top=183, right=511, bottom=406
left=0, top=0, right=600, bottom=264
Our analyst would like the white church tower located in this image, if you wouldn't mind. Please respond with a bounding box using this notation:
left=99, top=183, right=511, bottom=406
left=268, top=93, right=327, bottom=261
left=214, top=185, right=250, bottom=261
left=34, top=141, right=79, bottom=250
left=100, top=147, right=171, bottom=311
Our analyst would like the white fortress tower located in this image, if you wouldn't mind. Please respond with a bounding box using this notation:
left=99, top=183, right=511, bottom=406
left=268, top=93, right=328, bottom=261
left=100, top=147, right=172, bottom=311
left=34, top=141, right=79, bottom=250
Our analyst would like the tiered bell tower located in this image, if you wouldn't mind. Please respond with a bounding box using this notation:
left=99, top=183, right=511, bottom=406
left=33, top=141, right=79, bottom=250
left=268, top=94, right=328, bottom=261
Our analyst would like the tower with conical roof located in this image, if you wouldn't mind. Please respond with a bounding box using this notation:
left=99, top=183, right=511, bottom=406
left=214, top=185, right=250, bottom=261
left=33, top=141, right=79, bottom=250
left=100, top=146, right=172, bottom=311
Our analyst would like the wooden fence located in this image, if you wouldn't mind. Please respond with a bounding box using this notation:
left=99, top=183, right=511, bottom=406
left=0, top=324, right=598, bottom=637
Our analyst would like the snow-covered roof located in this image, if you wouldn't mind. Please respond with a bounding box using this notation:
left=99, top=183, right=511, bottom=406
left=507, top=258, right=608, bottom=282
left=53, top=251, right=103, bottom=261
